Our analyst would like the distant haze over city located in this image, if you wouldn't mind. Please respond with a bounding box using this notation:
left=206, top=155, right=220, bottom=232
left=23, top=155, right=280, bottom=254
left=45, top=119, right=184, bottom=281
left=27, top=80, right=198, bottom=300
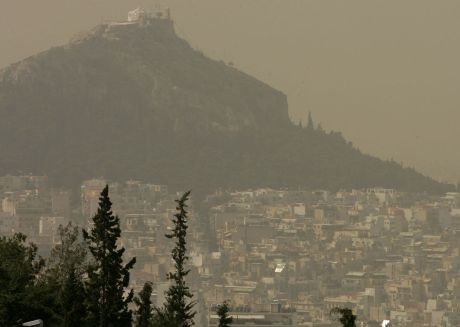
left=1, top=0, right=459, bottom=183
left=1, top=4, right=460, bottom=325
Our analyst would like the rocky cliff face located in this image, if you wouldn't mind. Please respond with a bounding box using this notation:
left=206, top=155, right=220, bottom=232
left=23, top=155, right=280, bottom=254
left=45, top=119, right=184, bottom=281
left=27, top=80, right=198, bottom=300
left=0, top=17, right=451, bottom=193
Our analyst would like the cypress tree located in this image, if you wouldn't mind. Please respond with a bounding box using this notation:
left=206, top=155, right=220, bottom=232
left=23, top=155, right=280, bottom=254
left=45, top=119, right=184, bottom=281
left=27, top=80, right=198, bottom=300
left=162, top=190, right=196, bottom=327
left=151, top=308, right=177, bottom=327
left=306, top=111, right=315, bottom=131
left=134, top=282, right=153, bottom=327
left=217, top=301, right=233, bottom=327
left=83, top=185, right=136, bottom=327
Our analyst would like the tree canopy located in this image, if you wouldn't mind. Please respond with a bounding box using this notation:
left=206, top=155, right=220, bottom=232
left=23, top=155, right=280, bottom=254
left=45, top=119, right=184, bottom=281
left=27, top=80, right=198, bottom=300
left=83, top=185, right=136, bottom=327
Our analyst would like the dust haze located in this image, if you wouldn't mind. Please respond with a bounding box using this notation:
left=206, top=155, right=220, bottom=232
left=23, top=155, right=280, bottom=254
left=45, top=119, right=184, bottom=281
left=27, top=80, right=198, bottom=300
left=1, top=0, right=459, bottom=182
left=1, top=2, right=460, bottom=327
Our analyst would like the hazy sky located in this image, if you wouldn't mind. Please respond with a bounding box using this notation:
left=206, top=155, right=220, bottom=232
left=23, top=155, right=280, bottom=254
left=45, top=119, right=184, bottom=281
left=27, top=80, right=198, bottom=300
left=1, top=1, right=459, bottom=183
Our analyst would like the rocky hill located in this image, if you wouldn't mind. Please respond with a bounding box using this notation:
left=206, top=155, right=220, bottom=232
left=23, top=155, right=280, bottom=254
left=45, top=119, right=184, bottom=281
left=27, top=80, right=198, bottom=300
left=0, top=16, right=451, bottom=193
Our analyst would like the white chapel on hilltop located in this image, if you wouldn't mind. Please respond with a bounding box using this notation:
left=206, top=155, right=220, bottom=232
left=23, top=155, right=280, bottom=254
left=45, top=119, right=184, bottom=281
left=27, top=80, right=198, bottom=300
left=127, top=6, right=171, bottom=22
left=127, top=7, right=146, bottom=22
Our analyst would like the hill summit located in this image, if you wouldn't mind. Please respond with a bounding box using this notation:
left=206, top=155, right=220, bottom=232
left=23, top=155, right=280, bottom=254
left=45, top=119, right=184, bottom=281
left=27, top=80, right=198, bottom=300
left=0, top=12, right=451, bottom=193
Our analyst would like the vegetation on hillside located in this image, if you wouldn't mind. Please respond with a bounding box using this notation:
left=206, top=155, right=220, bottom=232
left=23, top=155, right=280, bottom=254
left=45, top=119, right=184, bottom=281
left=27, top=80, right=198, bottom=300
left=0, top=21, right=451, bottom=194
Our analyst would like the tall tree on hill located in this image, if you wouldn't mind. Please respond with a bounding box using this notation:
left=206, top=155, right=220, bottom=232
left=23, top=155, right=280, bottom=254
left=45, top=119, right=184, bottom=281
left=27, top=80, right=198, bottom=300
left=306, top=111, right=315, bottom=131
left=134, top=282, right=154, bottom=327
left=83, top=185, right=136, bottom=327
left=217, top=301, right=233, bottom=327
left=158, top=191, right=196, bottom=327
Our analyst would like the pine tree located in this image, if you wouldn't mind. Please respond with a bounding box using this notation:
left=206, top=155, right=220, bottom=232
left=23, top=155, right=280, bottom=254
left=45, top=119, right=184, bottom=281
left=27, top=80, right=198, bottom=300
left=306, top=111, right=315, bottom=131
left=134, top=282, right=154, bottom=327
left=330, top=307, right=357, bottom=327
left=60, top=264, right=87, bottom=327
left=151, top=308, right=177, bottom=327
left=217, top=301, right=233, bottom=327
left=162, top=191, right=196, bottom=327
left=83, top=185, right=136, bottom=327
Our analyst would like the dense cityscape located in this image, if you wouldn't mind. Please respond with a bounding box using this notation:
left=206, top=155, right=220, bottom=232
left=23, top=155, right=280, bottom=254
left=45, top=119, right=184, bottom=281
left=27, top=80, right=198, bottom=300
left=1, top=174, right=460, bottom=326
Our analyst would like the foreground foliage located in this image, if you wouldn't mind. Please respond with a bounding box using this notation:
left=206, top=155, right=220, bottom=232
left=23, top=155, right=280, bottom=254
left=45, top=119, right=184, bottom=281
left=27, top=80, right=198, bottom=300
left=134, top=282, right=154, bottom=327
left=330, top=307, right=357, bottom=327
left=217, top=301, right=233, bottom=327
left=0, top=233, right=48, bottom=326
left=156, top=191, right=196, bottom=327
left=0, top=189, right=240, bottom=327
left=83, top=185, right=136, bottom=327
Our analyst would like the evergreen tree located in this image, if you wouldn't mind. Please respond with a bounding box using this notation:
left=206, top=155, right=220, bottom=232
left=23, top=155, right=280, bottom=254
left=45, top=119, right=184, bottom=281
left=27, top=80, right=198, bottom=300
left=330, top=307, right=357, bottom=327
left=134, top=282, right=154, bottom=327
left=217, top=301, right=233, bottom=327
left=83, top=185, right=136, bottom=327
left=0, top=233, right=49, bottom=326
left=162, top=191, right=196, bottom=327
left=60, top=264, right=86, bottom=327
left=306, top=111, right=315, bottom=131
left=28, top=222, right=89, bottom=327
left=151, top=308, right=177, bottom=327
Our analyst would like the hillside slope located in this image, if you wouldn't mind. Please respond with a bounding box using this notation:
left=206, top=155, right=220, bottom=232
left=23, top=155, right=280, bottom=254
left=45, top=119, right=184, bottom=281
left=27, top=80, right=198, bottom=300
left=0, top=17, right=451, bottom=193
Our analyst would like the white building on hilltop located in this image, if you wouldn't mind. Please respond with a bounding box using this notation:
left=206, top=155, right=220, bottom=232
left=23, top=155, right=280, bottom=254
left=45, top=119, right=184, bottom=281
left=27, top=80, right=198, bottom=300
left=127, top=6, right=171, bottom=22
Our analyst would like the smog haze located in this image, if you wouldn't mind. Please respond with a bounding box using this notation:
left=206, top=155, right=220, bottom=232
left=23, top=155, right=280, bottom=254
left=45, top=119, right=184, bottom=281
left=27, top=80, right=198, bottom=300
left=1, top=0, right=460, bottom=182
